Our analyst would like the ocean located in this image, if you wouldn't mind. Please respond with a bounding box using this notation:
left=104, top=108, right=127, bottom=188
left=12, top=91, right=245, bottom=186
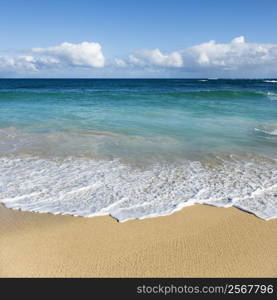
left=0, top=79, right=276, bottom=221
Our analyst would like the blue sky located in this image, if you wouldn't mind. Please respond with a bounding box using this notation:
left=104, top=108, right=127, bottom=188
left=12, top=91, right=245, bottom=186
left=1, top=0, right=277, bottom=77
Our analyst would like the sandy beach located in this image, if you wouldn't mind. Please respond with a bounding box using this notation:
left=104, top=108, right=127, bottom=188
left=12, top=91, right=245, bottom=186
left=0, top=204, right=276, bottom=278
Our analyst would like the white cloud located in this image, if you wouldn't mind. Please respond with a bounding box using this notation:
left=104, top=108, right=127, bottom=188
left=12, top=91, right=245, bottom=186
left=114, top=58, right=127, bottom=67
left=1, top=37, right=277, bottom=77
left=0, top=54, right=62, bottom=75
left=128, top=49, right=183, bottom=67
left=231, top=36, right=245, bottom=44
left=32, top=41, right=105, bottom=68
left=186, top=36, right=277, bottom=72
left=123, top=36, right=277, bottom=76
left=0, top=55, right=38, bottom=73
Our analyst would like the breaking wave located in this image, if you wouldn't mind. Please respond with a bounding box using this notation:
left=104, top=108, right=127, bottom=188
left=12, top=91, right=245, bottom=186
left=0, top=155, right=276, bottom=222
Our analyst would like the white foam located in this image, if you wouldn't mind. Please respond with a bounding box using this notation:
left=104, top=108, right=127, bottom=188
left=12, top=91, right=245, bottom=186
left=255, top=128, right=277, bottom=136
left=264, top=80, right=277, bottom=83
left=267, top=92, right=277, bottom=100
left=0, top=155, right=276, bottom=221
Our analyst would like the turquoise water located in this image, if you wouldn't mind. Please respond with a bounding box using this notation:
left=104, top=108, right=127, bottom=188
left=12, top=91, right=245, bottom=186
left=0, top=79, right=276, bottom=220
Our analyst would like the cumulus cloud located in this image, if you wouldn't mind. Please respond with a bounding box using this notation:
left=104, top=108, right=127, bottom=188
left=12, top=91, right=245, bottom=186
left=0, top=54, right=63, bottom=75
left=0, top=55, right=38, bottom=73
left=1, top=37, right=277, bottom=77
left=123, top=36, right=277, bottom=76
left=186, top=36, right=277, bottom=73
left=0, top=41, right=105, bottom=75
left=128, top=49, right=183, bottom=67
left=113, top=58, right=127, bottom=67
left=32, top=41, right=105, bottom=68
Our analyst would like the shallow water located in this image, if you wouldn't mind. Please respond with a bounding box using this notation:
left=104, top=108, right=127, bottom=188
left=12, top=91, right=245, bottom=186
left=0, top=79, right=276, bottom=220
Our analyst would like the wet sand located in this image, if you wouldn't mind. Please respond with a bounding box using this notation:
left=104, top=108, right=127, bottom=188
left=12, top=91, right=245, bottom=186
left=0, top=204, right=276, bottom=277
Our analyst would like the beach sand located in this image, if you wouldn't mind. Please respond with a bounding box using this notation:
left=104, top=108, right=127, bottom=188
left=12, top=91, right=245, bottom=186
left=0, top=203, right=276, bottom=277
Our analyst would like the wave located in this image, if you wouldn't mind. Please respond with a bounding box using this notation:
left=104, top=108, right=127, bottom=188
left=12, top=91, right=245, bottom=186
left=267, top=92, right=277, bottom=100
left=0, top=155, right=276, bottom=221
left=255, top=128, right=277, bottom=136
left=264, top=80, right=277, bottom=83
left=165, top=89, right=270, bottom=100
left=0, top=88, right=273, bottom=101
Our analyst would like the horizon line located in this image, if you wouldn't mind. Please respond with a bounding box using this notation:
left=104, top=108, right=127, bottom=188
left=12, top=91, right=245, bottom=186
left=0, top=77, right=277, bottom=80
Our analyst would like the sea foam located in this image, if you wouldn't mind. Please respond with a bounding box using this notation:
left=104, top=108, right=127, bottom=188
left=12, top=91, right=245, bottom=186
left=0, top=155, right=276, bottom=221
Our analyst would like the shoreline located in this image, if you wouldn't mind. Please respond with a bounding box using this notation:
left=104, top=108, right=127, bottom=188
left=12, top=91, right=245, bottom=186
left=1, top=203, right=276, bottom=277
left=0, top=200, right=273, bottom=223
left=1, top=154, right=276, bottom=221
